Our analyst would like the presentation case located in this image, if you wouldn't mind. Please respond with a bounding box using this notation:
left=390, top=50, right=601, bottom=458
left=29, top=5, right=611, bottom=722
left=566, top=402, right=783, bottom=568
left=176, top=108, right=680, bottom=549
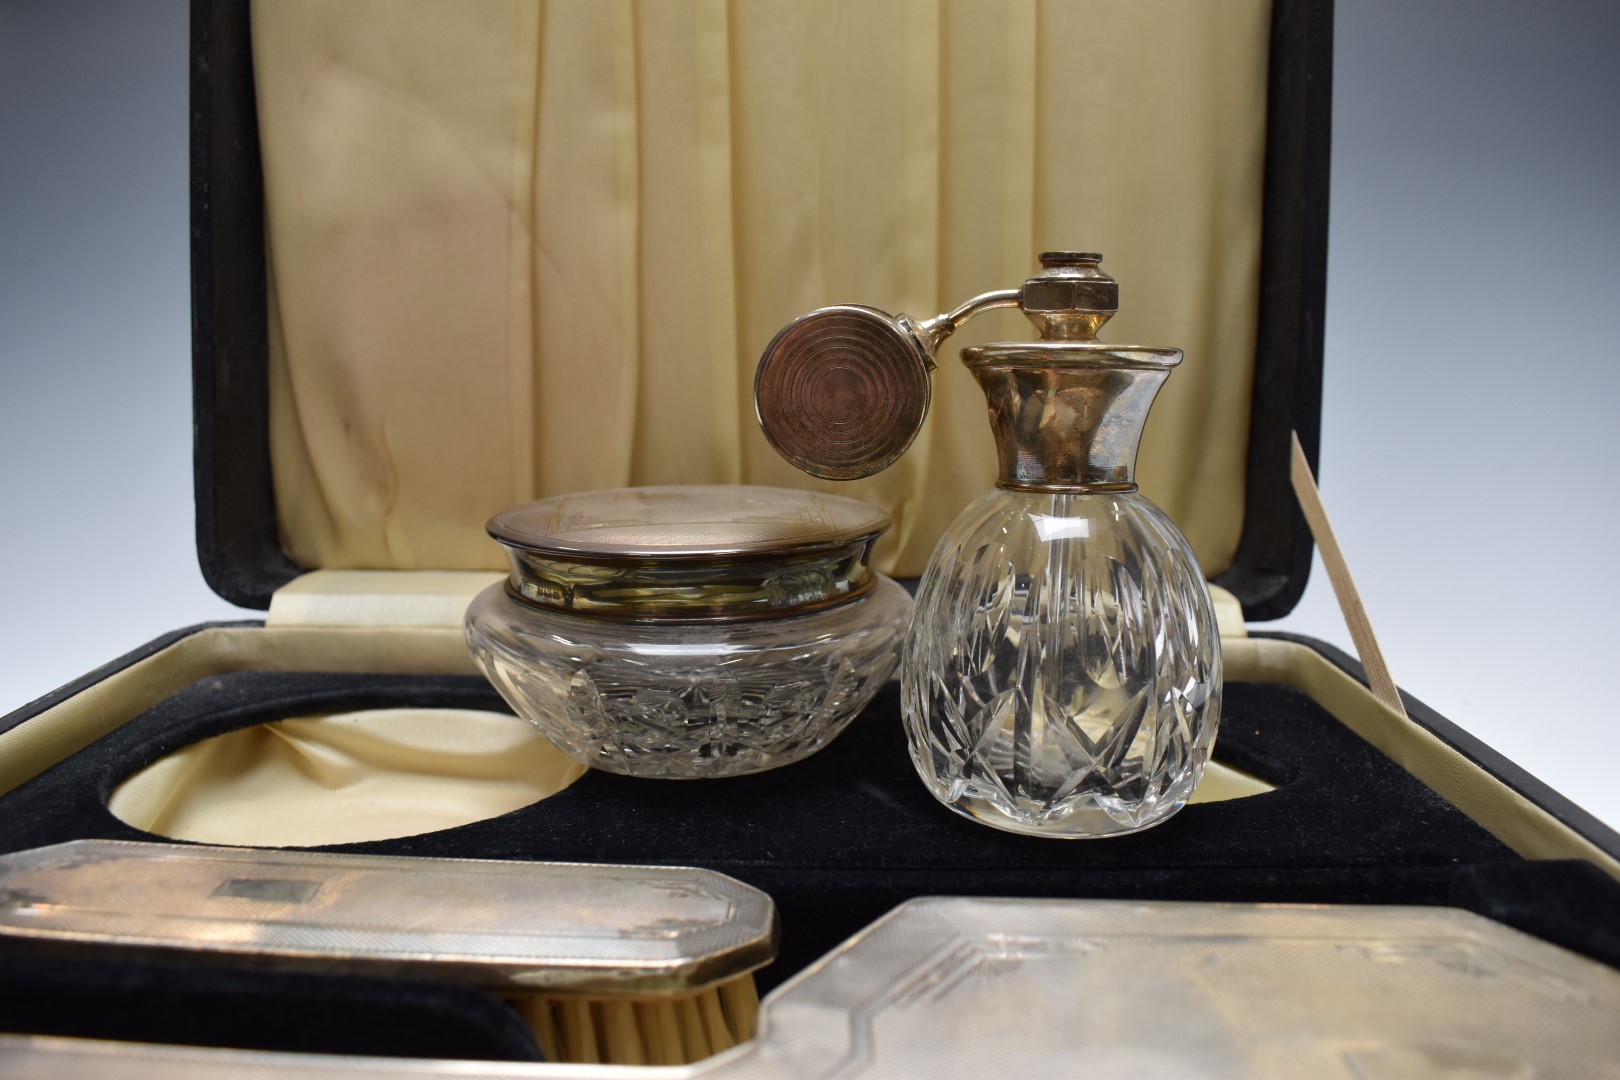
left=1, top=0, right=1617, bottom=1069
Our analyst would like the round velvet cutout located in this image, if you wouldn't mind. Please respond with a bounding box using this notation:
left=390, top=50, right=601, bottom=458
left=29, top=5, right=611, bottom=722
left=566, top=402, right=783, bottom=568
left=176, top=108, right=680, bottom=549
left=108, top=708, right=586, bottom=846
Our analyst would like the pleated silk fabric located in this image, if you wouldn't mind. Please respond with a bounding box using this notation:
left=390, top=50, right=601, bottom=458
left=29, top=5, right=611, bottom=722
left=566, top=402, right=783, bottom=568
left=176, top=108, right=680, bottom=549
left=254, top=0, right=1271, bottom=577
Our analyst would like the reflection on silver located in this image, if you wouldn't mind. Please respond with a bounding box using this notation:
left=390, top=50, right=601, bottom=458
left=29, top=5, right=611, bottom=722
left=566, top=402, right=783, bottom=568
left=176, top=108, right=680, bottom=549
left=484, top=485, right=893, bottom=622
left=5, top=897, right=1620, bottom=1077
left=0, top=840, right=775, bottom=996
left=740, top=897, right=1620, bottom=1077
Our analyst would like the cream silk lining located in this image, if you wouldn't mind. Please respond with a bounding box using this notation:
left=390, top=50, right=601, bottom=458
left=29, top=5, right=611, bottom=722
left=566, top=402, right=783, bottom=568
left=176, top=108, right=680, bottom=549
left=107, top=708, right=1267, bottom=847
left=107, top=709, right=585, bottom=847
left=254, top=0, right=1272, bottom=579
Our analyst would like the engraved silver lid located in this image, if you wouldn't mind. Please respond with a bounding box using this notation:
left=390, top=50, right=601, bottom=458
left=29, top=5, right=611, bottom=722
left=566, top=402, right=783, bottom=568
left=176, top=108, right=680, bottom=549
left=486, top=485, right=891, bottom=622
left=737, top=897, right=1620, bottom=1077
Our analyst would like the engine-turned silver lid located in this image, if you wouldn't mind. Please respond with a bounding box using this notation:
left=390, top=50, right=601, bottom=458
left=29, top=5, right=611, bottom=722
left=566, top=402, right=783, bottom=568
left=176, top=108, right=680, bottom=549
left=487, top=485, right=891, bottom=622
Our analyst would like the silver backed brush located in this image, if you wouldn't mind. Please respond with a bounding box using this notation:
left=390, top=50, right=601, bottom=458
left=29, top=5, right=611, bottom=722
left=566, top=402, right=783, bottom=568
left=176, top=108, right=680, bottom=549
left=0, top=839, right=775, bottom=997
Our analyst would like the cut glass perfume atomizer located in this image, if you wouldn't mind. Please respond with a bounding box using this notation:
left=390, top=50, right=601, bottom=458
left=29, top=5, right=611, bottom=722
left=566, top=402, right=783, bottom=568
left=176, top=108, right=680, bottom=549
left=755, top=253, right=1222, bottom=838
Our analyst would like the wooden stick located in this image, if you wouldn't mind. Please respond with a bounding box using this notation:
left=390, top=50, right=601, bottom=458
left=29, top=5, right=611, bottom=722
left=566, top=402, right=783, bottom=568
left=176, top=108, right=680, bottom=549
left=1290, top=431, right=1409, bottom=719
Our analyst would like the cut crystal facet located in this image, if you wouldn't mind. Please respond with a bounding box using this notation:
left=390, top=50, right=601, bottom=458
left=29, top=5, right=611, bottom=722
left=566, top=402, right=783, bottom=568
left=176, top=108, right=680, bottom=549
left=468, top=576, right=911, bottom=778
left=901, top=489, right=1221, bottom=837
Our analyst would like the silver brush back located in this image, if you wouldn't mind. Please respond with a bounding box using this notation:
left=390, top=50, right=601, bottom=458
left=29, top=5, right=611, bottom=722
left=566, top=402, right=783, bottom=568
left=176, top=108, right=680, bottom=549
left=0, top=840, right=776, bottom=996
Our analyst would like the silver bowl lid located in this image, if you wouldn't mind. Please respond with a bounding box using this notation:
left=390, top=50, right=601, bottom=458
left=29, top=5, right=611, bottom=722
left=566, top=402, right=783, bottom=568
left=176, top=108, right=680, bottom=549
left=486, top=485, right=891, bottom=621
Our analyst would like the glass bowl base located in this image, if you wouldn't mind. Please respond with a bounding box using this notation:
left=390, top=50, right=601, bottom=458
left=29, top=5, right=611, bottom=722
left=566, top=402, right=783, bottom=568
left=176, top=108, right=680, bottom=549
left=937, top=790, right=1190, bottom=839
left=466, top=577, right=910, bottom=781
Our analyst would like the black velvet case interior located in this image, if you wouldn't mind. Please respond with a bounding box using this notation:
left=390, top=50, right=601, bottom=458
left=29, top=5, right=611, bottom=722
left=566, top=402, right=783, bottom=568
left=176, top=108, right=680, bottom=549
left=0, top=950, right=544, bottom=1062
left=4, top=668, right=1618, bottom=1059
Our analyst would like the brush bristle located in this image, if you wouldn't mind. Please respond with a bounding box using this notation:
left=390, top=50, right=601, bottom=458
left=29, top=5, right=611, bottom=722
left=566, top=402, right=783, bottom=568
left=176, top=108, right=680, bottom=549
left=510, top=973, right=760, bottom=1065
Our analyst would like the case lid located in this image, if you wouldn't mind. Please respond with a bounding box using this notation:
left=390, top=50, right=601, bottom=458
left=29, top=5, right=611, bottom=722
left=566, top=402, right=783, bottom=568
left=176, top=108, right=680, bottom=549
left=192, top=0, right=1329, bottom=620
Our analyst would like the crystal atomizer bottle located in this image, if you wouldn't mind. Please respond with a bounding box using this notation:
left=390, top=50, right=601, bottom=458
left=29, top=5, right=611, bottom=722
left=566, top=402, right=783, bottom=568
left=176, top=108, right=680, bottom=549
left=754, top=252, right=1222, bottom=837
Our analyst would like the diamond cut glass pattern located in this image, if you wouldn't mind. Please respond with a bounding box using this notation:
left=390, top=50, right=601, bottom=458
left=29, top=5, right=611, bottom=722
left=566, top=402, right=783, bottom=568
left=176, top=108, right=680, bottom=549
left=467, top=577, right=910, bottom=778
left=902, top=490, right=1221, bottom=837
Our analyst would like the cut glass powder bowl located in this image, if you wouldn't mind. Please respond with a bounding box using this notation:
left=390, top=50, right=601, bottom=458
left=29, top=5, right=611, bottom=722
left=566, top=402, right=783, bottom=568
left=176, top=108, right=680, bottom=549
left=465, top=486, right=910, bottom=779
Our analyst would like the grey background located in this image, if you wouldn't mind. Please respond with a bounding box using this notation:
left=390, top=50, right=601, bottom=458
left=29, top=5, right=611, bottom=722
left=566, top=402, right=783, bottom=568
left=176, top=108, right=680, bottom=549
left=3, top=2, right=1618, bottom=829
